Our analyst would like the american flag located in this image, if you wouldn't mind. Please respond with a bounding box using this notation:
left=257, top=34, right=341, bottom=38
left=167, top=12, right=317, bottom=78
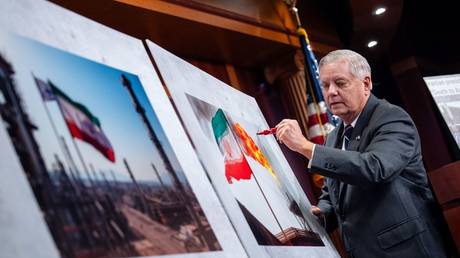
left=297, top=28, right=336, bottom=187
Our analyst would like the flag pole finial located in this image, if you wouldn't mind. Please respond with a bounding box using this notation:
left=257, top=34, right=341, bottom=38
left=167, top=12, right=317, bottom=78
left=283, top=0, right=302, bottom=28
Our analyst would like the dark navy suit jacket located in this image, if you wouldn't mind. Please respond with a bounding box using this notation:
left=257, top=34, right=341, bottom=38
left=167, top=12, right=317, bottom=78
left=312, top=95, right=446, bottom=258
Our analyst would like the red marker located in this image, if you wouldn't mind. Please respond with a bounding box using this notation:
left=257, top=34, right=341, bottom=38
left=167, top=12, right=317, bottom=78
left=257, top=127, right=277, bottom=135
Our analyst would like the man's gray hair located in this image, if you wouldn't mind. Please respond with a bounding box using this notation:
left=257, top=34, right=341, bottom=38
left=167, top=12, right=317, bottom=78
left=319, top=49, right=371, bottom=80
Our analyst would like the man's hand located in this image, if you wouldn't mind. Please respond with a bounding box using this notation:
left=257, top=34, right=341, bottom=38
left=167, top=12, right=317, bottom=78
left=311, top=205, right=322, bottom=216
left=311, top=206, right=326, bottom=227
left=275, top=119, right=314, bottom=159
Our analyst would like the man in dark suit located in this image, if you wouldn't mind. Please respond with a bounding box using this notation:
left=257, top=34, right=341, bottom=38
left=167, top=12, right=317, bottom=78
left=276, top=50, right=447, bottom=257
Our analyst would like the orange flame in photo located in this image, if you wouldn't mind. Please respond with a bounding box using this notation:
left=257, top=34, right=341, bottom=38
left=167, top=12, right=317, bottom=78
left=233, top=123, right=277, bottom=180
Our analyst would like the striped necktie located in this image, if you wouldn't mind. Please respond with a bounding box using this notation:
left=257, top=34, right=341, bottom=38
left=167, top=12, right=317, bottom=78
left=342, top=125, right=353, bottom=150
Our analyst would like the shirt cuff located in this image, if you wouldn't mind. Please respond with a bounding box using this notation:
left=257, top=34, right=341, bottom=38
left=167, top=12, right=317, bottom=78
left=307, top=144, right=316, bottom=169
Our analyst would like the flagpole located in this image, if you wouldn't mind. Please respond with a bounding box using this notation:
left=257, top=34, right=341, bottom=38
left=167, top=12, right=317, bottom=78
left=284, top=0, right=328, bottom=225
left=34, top=74, right=96, bottom=249
left=42, top=79, right=118, bottom=252
left=296, top=29, right=327, bottom=138
left=58, top=136, right=81, bottom=194
left=32, top=73, right=80, bottom=184
left=60, top=136, right=83, bottom=186
left=48, top=78, right=95, bottom=189
left=226, top=120, right=291, bottom=245
left=285, top=2, right=337, bottom=136
left=89, top=163, right=99, bottom=184
left=249, top=166, right=292, bottom=244
left=70, top=137, right=95, bottom=187
left=53, top=153, right=95, bottom=249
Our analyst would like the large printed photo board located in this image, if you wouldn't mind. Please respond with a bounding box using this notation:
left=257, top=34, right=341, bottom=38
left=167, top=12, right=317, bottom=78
left=0, top=1, right=247, bottom=258
left=424, top=74, right=460, bottom=148
left=146, top=40, right=340, bottom=258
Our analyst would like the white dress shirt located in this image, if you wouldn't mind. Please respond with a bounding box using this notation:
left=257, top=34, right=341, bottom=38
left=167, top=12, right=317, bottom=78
left=308, top=113, right=361, bottom=168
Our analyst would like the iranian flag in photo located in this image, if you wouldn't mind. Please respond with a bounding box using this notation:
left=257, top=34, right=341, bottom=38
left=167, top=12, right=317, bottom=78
left=211, top=109, right=252, bottom=184
left=51, top=83, right=115, bottom=163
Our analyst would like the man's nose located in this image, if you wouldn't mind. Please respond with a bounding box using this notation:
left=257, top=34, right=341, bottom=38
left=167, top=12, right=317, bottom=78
left=325, top=83, right=339, bottom=96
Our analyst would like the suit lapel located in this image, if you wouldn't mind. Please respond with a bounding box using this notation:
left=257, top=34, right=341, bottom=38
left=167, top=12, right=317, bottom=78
left=329, top=123, right=343, bottom=149
left=346, top=94, right=380, bottom=152
left=338, top=95, right=381, bottom=207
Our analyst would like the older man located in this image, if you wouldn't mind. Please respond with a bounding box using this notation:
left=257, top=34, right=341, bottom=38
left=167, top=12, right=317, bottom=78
left=276, top=50, right=447, bottom=258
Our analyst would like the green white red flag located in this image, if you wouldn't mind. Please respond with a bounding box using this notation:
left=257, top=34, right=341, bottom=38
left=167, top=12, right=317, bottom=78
left=50, top=83, right=115, bottom=162
left=211, top=109, right=252, bottom=184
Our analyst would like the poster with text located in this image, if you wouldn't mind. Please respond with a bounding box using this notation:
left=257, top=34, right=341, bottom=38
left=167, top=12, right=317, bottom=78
left=424, top=74, right=460, bottom=148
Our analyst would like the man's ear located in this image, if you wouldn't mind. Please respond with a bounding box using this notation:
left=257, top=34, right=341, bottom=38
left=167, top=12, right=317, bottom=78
left=363, top=75, right=372, bottom=94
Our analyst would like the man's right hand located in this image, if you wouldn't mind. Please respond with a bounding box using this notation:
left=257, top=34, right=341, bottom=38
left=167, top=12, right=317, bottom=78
left=275, top=119, right=314, bottom=159
left=311, top=205, right=322, bottom=216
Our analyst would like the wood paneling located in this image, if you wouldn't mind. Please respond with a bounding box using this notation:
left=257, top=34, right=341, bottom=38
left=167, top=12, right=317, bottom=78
left=429, top=161, right=460, bottom=254
left=51, top=0, right=338, bottom=68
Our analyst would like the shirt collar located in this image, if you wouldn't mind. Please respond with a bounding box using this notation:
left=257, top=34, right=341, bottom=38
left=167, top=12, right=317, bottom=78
left=341, top=113, right=360, bottom=150
left=344, top=113, right=361, bottom=128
